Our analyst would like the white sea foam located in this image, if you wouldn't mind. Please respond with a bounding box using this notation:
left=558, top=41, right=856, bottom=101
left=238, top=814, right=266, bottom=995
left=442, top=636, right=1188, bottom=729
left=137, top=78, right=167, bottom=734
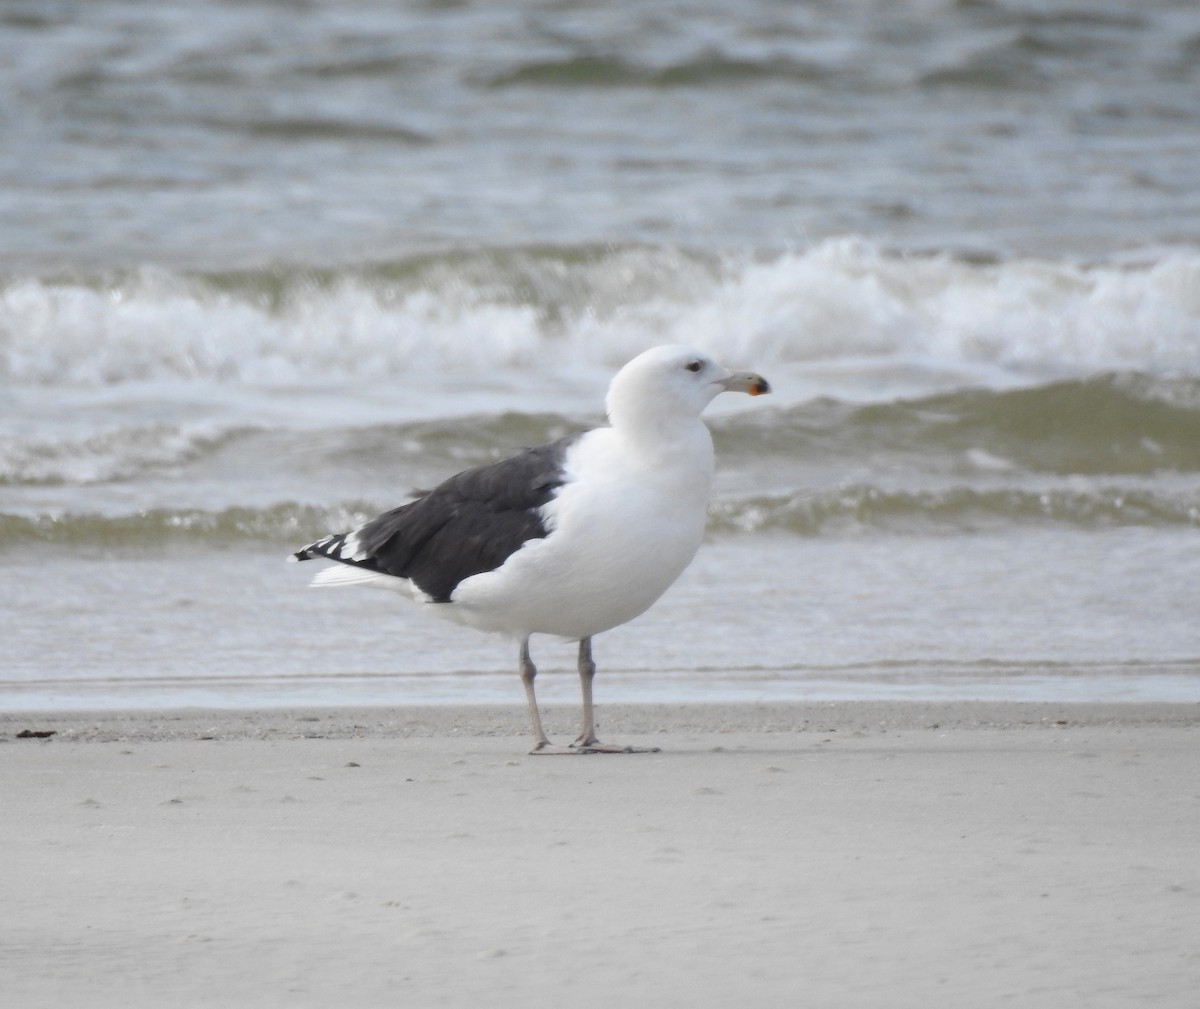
left=579, top=240, right=1200, bottom=376
left=3, top=241, right=1198, bottom=388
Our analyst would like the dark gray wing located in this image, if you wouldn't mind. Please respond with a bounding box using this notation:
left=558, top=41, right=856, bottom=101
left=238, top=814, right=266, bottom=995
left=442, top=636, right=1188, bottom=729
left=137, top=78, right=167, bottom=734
left=292, top=434, right=580, bottom=602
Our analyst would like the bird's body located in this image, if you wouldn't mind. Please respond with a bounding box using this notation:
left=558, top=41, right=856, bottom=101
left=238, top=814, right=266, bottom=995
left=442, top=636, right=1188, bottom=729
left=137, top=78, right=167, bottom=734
left=452, top=416, right=714, bottom=639
left=291, top=345, right=769, bottom=753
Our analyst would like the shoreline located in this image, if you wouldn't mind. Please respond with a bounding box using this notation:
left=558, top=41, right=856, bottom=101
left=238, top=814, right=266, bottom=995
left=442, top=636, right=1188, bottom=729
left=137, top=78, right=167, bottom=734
left=4, top=698, right=1198, bottom=744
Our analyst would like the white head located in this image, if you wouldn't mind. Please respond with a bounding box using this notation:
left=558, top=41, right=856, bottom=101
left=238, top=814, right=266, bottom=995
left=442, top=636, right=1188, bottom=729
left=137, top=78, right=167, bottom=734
left=605, top=345, right=770, bottom=431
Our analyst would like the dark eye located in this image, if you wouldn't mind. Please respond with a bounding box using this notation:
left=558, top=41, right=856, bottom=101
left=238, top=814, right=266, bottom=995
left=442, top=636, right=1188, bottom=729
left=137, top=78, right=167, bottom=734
left=685, top=360, right=703, bottom=373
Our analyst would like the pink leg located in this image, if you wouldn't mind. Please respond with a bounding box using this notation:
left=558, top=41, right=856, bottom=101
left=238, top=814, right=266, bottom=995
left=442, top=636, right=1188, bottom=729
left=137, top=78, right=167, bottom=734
left=571, top=638, right=660, bottom=754
left=522, top=638, right=579, bottom=755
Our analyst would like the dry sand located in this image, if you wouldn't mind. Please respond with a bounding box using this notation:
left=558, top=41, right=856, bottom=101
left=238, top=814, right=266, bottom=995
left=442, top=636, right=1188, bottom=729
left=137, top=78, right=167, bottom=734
left=2, top=701, right=1198, bottom=1008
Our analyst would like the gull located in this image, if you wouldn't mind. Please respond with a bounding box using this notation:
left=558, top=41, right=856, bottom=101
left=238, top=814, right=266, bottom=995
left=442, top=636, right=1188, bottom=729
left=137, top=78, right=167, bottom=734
left=291, top=344, right=770, bottom=753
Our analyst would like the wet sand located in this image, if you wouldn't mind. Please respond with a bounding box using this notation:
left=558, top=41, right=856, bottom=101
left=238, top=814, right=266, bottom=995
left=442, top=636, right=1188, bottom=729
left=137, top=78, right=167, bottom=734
left=3, top=701, right=1198, bottom=1008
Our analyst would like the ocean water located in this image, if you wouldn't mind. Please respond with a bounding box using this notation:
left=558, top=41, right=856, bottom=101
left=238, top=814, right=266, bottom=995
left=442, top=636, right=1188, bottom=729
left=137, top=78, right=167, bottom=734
left=3, top=0, right=1200, bottom=711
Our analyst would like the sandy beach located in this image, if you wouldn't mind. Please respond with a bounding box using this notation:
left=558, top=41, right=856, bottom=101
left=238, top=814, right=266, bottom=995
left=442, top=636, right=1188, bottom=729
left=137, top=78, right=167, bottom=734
left=2, top=701, right=1197, bottom=1008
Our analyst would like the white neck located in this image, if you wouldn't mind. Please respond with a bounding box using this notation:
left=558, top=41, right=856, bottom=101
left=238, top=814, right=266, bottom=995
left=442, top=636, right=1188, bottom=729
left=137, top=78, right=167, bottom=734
left=610, top=409, right=716, bottom=491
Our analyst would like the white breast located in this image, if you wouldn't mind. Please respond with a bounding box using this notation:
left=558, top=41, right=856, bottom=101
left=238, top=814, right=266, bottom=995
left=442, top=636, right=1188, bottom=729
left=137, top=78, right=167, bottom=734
left=449, top=424, right=715, bottom=639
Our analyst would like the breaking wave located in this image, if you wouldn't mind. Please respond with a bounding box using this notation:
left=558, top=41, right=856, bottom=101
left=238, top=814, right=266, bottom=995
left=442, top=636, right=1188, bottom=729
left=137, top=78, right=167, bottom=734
left=3, top=239, right=1198, bottom=387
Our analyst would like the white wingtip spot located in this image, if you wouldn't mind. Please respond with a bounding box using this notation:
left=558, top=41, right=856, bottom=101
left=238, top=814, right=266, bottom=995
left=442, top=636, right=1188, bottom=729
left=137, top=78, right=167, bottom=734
left=341, top=531, right=369, bottom=562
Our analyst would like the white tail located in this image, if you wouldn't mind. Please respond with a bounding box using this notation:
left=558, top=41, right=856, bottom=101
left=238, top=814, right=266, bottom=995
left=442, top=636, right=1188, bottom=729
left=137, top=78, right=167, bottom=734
left=309, top=565, right=398, bottom=590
